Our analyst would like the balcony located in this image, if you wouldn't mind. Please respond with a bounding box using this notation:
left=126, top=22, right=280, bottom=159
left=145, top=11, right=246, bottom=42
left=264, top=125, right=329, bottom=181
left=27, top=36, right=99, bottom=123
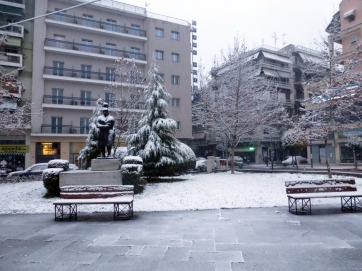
left=0, top=52, right=22, bottom=67
left=259, top=61, right=291, bottom=72
left=0, top=23, right=23, bottom=38
left=42, top=95, right=146, bottom=110
left=45, top=12, right=147, bottom=41
left=43, top=66, right=145, bottom=86
left=44, top=38, right=147, bottom=64
left=41, top=124, right=88, bottom=135
left=0, top=0, right=25, bottom=11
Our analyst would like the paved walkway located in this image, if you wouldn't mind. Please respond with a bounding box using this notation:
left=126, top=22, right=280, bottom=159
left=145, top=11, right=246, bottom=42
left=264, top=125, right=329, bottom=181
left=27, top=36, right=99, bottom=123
left=1, top=204, right=362, bottom=271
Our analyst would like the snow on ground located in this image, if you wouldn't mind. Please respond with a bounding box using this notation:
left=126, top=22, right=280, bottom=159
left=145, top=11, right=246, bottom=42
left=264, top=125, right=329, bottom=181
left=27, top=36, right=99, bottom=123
left=0, top=172, right=360, bottom=214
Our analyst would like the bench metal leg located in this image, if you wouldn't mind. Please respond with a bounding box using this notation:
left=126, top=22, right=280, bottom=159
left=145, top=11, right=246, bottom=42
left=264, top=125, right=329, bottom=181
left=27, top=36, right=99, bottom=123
left=341, top=197, right=362, bottom=212
left=114, top=202, right=133, bottom=220
left=54, top=204, right=77, bottom=221
left=288, top=197, right=311, bottom=215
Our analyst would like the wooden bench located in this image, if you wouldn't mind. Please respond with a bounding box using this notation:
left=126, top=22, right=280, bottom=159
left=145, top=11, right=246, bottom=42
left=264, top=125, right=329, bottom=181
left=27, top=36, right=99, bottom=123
left=285, top=179, right=362, bottom=215
left=53, top=185, right=134, bottom=221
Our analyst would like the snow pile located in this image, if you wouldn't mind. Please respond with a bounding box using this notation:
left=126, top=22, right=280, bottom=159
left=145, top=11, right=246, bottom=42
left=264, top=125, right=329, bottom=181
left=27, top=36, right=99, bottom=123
left=0, top=172, right=360, bottom=214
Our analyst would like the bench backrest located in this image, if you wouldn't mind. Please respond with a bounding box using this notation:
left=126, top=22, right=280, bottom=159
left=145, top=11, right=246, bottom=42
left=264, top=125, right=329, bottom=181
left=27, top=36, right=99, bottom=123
left=285, top=179, right=357, bottom=194
left=60, top=185, right=134, bottom=199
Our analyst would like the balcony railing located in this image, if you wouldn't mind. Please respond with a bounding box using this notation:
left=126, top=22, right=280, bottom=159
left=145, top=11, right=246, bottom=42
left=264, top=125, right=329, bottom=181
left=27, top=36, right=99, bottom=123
left=41, top=124, right=89, bottom=135
left=43, top=95, right=146, bottom=109
left=44, top=38, right=146, bottom=61
left=0, top=22, right=23, bottom=37
left=1, top=0, right=23, bottom=4
left=43, top=66, right=145, bottom=83
left=0, top=52, right=22, bottom=67
left=45, top=11, right=147, bottom=37
left=259, top=61, right=291, bottom=72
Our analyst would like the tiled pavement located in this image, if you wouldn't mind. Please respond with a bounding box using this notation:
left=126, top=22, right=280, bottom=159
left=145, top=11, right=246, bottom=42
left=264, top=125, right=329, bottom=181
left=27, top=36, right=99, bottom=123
left=1, top=204, right=362, bottom=271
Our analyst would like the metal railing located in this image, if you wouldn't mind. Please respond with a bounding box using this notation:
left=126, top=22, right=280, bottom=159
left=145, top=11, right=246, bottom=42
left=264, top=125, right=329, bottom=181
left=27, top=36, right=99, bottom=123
left=259, top=60, right=291, bottom=72
left=41, top=124, right=89, bottom=135
left=43, top=66, right=145, bottom=83
left=0, top=23, right=23, bottom=35
left=0, top=52, right=22, bottom=65
left=43, top=95, right=146, bottom=110
left=44, top=38, right=146, bottom=61
left=46, top=11, right=147, bottom=37
left=75, top=0, right=146, bottom=16
left=1, top=0, right=23, bottom=4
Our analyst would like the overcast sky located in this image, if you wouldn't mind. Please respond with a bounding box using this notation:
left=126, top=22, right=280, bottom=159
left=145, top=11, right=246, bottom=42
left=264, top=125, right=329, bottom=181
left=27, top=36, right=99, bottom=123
left=115, top=0, right=338, bottom=71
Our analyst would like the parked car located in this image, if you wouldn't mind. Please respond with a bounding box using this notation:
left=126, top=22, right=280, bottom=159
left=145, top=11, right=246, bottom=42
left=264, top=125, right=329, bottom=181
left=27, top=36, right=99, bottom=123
left=227, top=156, right=243, bottom=166
left=195, top=158, right=217, bottom=172
left=282, top=156, right=307, bottom=166
left=6, top=163, right=48, bottom=181
left=69, top=164, right=79, bottom=170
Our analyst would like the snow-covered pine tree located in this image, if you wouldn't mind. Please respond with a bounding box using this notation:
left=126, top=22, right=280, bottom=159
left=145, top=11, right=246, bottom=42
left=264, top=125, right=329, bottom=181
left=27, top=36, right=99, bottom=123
left=127, top=55, right=186, bottom=179
left=78, top=98, right=103, bottom=169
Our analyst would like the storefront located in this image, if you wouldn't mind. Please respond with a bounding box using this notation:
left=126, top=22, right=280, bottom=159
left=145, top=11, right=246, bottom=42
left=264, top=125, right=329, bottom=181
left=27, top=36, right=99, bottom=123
left=0, top=143, right=28, bottom=174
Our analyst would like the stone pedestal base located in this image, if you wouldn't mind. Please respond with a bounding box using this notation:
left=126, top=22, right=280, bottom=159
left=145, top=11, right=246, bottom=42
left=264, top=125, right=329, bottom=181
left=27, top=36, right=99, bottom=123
left=59, top=170, right=122, bottom=187
left=91, top=158, right=119, bottom=171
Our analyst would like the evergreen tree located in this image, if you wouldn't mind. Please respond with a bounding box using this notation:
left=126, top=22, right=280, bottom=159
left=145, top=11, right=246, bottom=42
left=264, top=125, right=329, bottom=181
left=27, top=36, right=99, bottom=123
left=127, top=55, right=185, bottom=178
left=78, top=98, right=103, bottom=169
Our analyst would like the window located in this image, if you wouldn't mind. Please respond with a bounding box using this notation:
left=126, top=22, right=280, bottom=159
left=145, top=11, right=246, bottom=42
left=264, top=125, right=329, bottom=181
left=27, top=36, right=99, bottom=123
left=105, top=43, right=116, bottom=56
left=131, top=95, right=140, bottom=109
left=130, top=47, right=140, bottom=60
left=51, top=117, right=63, bottom=134
left=171, top=31, right=179, bottom=40
left=350, top=34, right=358, bottom=45
left=176, top=121, right=180, bottom=130
left=172, top=98, right=180, bottom=107
left=81, top=65, right=91, bottom=79
left=53, top=61, right=64, bottom=76
left=105, top=19, right=116, bottom=31
left=80, top=118, right=90, bottom=134
left=155, top=50, right=164, bottom=60
left=54, top=9, right=66, bottom=21
left=53, top=34, right=65, bottom=48
left=83, top=14, right=93, bottom=27
left=80, top=90, right=91, bottom=106
left=171, top=53, right=179, bottom=62
left=158, top=73, right=164, bottom=82
left=155, top=27, right=164, bottom=37
left=106, top=67, right=115, bottom=81
left=130, top=24, right=140, bottom=36
left=52, top=88, right=63, bottom=104
left=171, top=75, right=180, bottom=85
left=81, top=39, right=93, bottom=53
left=105, top=93, right=115, bottom=107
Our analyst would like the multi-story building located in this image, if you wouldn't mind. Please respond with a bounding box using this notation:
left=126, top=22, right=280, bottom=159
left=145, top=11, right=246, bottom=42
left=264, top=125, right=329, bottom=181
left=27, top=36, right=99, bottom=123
left=0, top=0, right=35, bottom=173
left=31, top=0, right=192, bottom=165
left=190, top=43, right=325, bottom=163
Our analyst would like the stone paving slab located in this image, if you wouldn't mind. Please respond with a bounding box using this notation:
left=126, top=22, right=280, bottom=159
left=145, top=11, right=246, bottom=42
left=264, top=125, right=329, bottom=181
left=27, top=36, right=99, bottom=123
left=1, top=205, right=362, bottom=270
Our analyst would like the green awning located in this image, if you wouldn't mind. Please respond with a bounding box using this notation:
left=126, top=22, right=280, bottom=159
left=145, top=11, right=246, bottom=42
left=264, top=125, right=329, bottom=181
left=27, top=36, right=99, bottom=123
left=0, top=4, right=22, bottom=16
left=6, top=37, right=21, bottom=47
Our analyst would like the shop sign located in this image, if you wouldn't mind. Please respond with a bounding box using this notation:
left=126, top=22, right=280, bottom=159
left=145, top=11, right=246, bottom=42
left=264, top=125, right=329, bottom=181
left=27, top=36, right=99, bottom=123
left=0, top=145, right=29, bottom=153
left=340, top=128, right=362, bottom=138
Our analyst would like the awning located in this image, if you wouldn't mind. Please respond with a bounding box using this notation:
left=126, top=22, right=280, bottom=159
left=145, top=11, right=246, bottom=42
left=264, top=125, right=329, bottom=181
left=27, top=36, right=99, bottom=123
left=298, top=52, right=323, bottom=64
left=261, top=51, right=293, bottom=64
left=262, top=68, right=278, bottom=77
left=275, top=70, right=291, bottom=78
left=245, top=52, right=259, bottom=62
left=6, top=37, right=21, bottom=47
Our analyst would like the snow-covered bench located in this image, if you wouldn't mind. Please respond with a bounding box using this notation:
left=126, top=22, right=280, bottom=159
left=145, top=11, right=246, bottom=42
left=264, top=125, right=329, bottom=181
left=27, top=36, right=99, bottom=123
left=285, top=179, right=362, bottom=215
left=53, top=185, right=134, bottom=221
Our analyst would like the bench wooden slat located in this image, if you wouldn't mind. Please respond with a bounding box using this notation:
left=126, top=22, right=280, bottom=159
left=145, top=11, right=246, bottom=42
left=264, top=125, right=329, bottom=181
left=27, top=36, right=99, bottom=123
left=60, top=185, right=133, bottom=193
left=285, top=179, right=355, bottom=187
left=60, top=191, right=133, bottom=199
left=286, top=186, right=357, bottom=194
left=53, top=195, right=134, bottom=205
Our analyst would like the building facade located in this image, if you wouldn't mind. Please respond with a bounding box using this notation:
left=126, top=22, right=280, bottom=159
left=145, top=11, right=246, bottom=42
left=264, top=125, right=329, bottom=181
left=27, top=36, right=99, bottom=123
left=31, top=0, right=192, bottom=165
left=0, top=0, right=35, bottom=173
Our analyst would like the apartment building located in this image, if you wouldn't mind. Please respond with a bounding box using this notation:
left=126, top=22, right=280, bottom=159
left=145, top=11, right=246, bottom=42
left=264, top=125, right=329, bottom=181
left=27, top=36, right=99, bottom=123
left=190, top=43, right=326, bottom=163
left=0, top=0, right=35, bottom=173
left=31, top=0, right=192, bottom=165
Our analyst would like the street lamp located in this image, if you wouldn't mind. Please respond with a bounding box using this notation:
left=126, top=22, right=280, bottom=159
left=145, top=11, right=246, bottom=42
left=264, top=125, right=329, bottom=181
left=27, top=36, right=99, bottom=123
left=310, top=138, right=313, bottom=168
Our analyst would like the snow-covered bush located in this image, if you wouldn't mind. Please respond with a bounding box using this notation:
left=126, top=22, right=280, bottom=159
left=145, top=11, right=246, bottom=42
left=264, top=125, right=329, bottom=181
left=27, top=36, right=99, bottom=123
left=42, top=168, right=63, bottom=197
left=172, top=143, right=196, bottom=174
left=48, top=159, right=69, bottom=171
left=195, top=160, right=207, bottom=172
left=121, top=156, right=143, bottom=189
left=114, top=147, right=128, bottom=163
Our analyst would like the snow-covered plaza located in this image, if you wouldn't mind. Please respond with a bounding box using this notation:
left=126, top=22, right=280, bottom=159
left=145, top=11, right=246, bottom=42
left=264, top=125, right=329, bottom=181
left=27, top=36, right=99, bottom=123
left=1, top=172, right=360, bottom=215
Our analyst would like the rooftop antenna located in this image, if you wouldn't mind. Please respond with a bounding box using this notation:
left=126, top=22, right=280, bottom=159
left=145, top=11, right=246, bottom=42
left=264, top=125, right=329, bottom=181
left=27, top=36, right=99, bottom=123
left=145, top=2, right=150, bottom=8
left=272, top=32, right=278, bottom=47
left=282, top=34, right=287, bottom=47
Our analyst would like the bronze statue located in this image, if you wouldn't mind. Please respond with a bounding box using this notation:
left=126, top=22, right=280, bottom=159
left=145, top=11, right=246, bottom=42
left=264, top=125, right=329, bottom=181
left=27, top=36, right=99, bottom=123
left=96, top=103, right=115, bottom=157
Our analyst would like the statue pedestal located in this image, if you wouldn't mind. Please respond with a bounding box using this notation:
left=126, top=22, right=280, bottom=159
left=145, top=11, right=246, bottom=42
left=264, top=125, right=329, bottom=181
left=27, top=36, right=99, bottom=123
left=91, top=158, right=119, bottom=171
left=59, top=158, right=122, bottom=187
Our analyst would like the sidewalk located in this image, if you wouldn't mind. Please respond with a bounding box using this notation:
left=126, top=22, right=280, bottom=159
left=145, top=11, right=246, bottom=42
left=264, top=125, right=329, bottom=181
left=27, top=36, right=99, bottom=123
left=1, top=205, right=362, bottom=271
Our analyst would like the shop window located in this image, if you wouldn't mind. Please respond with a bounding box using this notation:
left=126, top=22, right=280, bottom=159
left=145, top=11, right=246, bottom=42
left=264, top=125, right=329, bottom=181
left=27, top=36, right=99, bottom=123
left=35, top=142, right=60, bottom=163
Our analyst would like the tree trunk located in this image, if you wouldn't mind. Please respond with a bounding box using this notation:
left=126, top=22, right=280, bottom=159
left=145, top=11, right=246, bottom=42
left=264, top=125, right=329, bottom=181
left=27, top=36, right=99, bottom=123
left=354, top=147, right=357, bottom=170
left=230, top=136, right=236, bottom=174
left=324, top=139, right=332, bottom=178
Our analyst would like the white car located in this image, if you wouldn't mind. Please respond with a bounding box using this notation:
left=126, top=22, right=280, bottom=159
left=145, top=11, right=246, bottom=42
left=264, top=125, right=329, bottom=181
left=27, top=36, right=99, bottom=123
left=282, top=156, right=307, bottom=166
